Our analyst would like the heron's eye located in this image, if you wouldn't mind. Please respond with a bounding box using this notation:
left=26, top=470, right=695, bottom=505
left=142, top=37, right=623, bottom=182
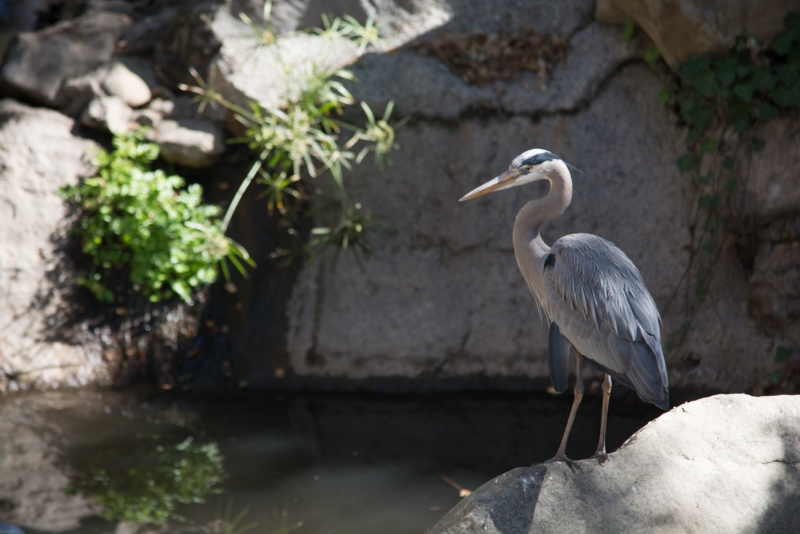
left=524, top=165, right=533, bottom=172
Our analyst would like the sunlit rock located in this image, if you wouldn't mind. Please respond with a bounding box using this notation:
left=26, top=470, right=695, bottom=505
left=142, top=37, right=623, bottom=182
left=155, top=118, right=226, bottom=168
left=101, top=57, right=154, bottom=108
left=428, top=394, right=800, bottom=534
left=0, top=99, right=106, bottom=392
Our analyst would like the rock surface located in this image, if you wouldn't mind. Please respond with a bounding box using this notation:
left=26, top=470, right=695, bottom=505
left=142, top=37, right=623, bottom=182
left=156, top=118, right=226, bottom=168
left=0, top=9, right=131, bottom=106
left=349, top=22, right=638, bottom=119
left=428, top=394, right=800, bottom=534
left=597, top=0, right=800, bottom=65
left=0, top=99, right=105, bottom=392
left=285, top=64, right=702, bottom=385
left=80, top=94, right=133, bottom=133
left=101, top=56, right=154, bottom=108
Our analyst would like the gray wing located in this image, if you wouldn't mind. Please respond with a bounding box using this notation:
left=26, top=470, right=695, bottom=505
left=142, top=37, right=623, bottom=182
left=544, top=234, right=669, bottom=409
left=548, top=321, right=572, bottom=393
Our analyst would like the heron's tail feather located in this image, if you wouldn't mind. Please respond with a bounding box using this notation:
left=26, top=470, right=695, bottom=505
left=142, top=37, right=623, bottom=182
left=548, top=322, right=572, bottom=393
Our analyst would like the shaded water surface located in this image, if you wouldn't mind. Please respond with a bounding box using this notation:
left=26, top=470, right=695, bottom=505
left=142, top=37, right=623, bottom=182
left=0, top=389, right=662, bottom=533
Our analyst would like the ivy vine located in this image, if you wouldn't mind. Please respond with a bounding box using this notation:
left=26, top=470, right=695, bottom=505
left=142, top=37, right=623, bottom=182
left=657, top=12, right=800, bottom=352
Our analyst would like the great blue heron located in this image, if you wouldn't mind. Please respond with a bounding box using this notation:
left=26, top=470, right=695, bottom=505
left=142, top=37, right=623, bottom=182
left=460, top=149, right=669, bottom=466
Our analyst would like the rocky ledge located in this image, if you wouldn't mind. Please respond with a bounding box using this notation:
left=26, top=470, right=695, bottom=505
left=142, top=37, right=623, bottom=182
left=427, top=394, right=800, bottom=534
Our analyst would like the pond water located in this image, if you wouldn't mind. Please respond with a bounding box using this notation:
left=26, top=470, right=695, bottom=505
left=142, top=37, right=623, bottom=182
left=0, top=388, right=663, bottom=533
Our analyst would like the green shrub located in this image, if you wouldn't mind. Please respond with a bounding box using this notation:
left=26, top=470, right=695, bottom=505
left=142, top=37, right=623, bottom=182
left=60, top=129, right=252, bottom=304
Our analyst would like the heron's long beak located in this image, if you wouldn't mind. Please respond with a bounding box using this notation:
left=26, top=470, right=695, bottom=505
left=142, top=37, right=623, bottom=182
left=459, top=170, right=519, bottom=201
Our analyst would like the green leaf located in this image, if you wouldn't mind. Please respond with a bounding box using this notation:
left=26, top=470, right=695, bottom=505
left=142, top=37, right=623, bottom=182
left=697, top=172, right=712, bottom=185
left=676, top=154, right=697, bottom=172
left=785, top=12, right=800, bottom=32
left=713, top=57, right=739, bottom=87
left=736, top=64, right=751, bottom=79
left=770, top=32, right=794, bottom=55
left=758, top=102, right=779, bottom=120
left=788, top=48, right=800, bottom=69
left=734, top=116, right=750, bottom=132
left=622, top=20, right=635, bottom=41
left=751, top=66, right=777, bottom=90
left=644, top=44, right=661, bottom=67
left=658, top=88, right=671, bottom=107
left=770, top=83, right=792, bottom=107
left=775, top=345, right=793, bottom=362
left=733, top=83, right=755, bottom=103
left=686, top=126, right=704, bottom=144
left=723, top=156, right=734, bottom=170
left=735, top=36, right=749, bottom=52
left=698, top=194, right=718, bottom=209
left=700, top=138, right=718, bottom=154
left=751, top=136, right=766, bottom=152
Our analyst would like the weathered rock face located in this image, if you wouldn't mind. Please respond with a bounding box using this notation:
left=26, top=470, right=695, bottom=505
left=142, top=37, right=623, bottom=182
left=286, top=63, right=691, bottom=383
left=0, top=99, right=106, bottom=392
left=428, top=394, right=800, bottom=534
left=282, top=57, right=791, bottom=393
left=597, top=0, right=800, bottom=66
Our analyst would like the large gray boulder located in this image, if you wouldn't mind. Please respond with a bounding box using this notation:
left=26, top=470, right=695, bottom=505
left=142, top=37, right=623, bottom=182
left=0, top=9, right=131, bottom=107
left=0, top=99, right=106, bottom=392
left=428, top=394, right=800, bottom=534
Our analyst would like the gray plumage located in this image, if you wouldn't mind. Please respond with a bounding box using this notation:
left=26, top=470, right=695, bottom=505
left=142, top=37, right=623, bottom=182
left=460, top=148, right=669, bottom=463
left=545, top=234, right=668, bottom=409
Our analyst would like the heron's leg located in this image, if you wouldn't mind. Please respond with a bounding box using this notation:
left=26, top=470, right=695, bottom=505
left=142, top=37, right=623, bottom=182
left=542, top=352, right=584, bottom=470
left=590, top=373, right=612, bottom=462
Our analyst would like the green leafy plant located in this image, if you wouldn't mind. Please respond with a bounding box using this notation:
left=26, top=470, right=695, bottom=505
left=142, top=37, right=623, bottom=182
left=622, top=20, right=635, bottom=42
left=68, top=436, right=225, bottom=525
left=180, top=5, right=403, bottom=268
left=60, top=129, right=253, bottom=304
left=656, top=12, right=800, bottom=349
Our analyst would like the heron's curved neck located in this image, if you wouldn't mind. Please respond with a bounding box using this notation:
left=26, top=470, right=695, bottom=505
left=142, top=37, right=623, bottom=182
left=512, top=162, right=573, bottom=254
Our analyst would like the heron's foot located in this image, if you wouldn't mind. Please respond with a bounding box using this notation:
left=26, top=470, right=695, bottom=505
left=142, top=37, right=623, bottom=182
left=589, top=451, right=609, bottom=464
left=539, top=454, right=582, bottom=472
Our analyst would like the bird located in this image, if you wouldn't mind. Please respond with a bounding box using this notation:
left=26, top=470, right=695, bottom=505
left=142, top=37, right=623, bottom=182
left=459, top=149, right=669, bottom=467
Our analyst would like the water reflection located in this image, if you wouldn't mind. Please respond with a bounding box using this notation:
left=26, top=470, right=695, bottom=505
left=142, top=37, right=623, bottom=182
left=67, top=436, right=224, bottom=524
left=0, top=389, right=663, bottom=533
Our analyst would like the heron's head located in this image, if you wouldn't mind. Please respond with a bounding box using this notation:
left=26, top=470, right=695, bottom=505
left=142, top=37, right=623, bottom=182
left=459, top=149, right=563, bottom=202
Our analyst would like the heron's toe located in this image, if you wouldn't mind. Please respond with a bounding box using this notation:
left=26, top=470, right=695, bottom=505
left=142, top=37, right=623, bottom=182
left=539, top=455, right=582, bottom=472
left=589, top=451, right=609, bottom=464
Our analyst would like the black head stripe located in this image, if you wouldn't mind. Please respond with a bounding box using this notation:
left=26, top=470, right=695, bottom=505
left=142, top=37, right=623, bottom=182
left=522, top=151, right=560, bottom=167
